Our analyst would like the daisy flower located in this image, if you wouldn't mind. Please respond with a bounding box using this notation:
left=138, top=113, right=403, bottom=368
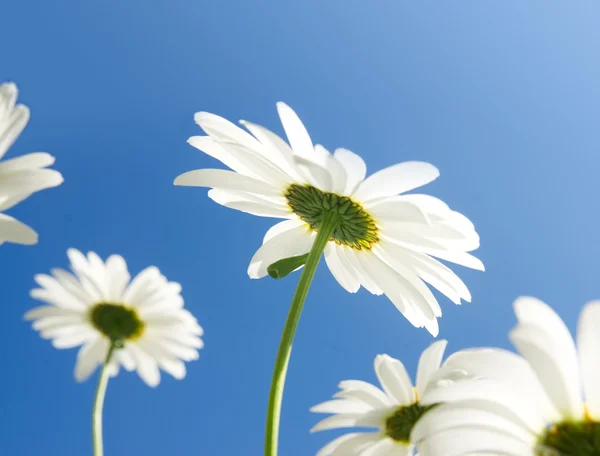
left=25, top=248, right=204, bottom=386
left=0, top=82, right=63, bottom=246
left=175, top=102, right=482, bottom=335
left=412, top=297, right=600, bottom=455
left=311, top=340, right=448, bottom=455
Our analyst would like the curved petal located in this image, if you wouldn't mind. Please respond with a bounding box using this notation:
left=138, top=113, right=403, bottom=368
left=353, top=162, right=440, bottom=202
left=240, top=120, right=303, bottom=181
left=0, top=213, right=37, bottom=245
left=0, top=100, right=29, bottom=159
left=208, top=188, right=292, bottom=218
left=276, top=102, right=315, bottom=161
left=333, top=148, right=366, bottom=196
left=0, top=152, right=55, bottom=173
left=315, top=433, right=381, bottom=456
left=74, top=337, right=107, bottom=382
left=248, top=225, right=314, bottom=278
left=510, top=324, right=584, bottom=420
left=374, top=354, right=415, bottom=405
left=366, top=198, right=430, bottom=225
left=324, top=243, right=360, bottom=293
left=263, top=219, right=305, bottom=243
left=416, top=419, right=535, bottom=456
left=174, top=168, right=283, bottom=197
left=578, top=301, right=600, bottom=420
left=416, top=340, right=448, bottom=395
left=356, top=251, right=438, bottom=336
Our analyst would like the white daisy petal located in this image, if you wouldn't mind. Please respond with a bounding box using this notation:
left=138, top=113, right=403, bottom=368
left=356, top=251, right=438, bottom=335
left=174, top=168, right=283, bottom=197
left=263, top=219, right=305, bottom=244
left=337, top=380, right=392, bottom=408
left=316, top=433, right=381, bottom=456
left=374, top=354, right=415, bottom=405
left=0, top=152, right=55, bottom=173
left=324, top=243, right=360, bottom=293
left=418, top=427, right=535, bottom=456
left=75, top=337, right=108, bottom=382
left=276, top=102, right=316, bottom=161
left=248, top=225, right=314, bottom=279
left=0, top=100, right=29, bottom=159
left=366, top=198, right=430, bottom=225
left=294, top=154, right=333, bottom=191
left=208, top=188, right=292, bottom=218
left=353, top=162, right=440, bottom=202
left=240, top=120, right=302, bottom=180
left=510, top=323, right=584, bottom=419
left=310, top=399, right=372, bottom=415
left=578, top=301, right=600, bottom=420
left=0, top=213, right=38, bottom=245
left=333, top=148, right=366, bottom=196
left=416, top=340, right=448, bottom=395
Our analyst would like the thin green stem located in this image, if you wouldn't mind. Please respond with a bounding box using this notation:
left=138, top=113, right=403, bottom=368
left=264, top=212, right=340, bottom=456
left=93, top=343, right=116, bottom=456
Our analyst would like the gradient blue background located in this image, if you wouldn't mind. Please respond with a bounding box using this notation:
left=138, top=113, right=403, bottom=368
left=1, top=1, right=599, bottom=454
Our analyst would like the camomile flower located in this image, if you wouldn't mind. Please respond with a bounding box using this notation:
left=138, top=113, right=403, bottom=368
left=174, top=102, right=482, bottom=335
left=412, top=297, right=600, bottom=456
left=25, top=248, right=204, bottom=387
left=0, top=82, right=63, bottom=246
left=311, top=340, right=448, bottom=455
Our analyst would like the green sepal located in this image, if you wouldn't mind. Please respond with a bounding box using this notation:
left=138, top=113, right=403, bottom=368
left=267, top=254, right=309, bottom=279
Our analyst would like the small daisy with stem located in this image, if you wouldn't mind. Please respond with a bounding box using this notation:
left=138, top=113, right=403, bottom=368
left=25, top=249, right=204, bottom=456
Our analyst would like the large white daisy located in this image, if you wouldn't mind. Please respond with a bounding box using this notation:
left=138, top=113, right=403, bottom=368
left=0, top=82, right=63, bottom=246
left=413, top=297, right=600, bottom=455
left=174, top=102, right=483, bottom=335
left=311, top=340, right=448, bottom=455
left=25, top=249, right=204, bottom=387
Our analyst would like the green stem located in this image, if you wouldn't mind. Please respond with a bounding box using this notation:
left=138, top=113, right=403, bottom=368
left=264, top=212, right=340, bottom=456
left=93, top=343, right=116, bottom=456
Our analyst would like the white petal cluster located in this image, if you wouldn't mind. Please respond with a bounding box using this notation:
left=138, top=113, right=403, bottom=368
left=26, top=249, right=204, bottom=387
left=175, top=103, right=483, bottom=335
left=311, top=341, right=448, bottom=455
left=414, top=297, right=600, bottom=455
left=0, top=83, right=63, bottom=246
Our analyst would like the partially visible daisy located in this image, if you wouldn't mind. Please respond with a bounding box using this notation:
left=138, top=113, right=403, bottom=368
left=0, top=82, right=63, bottom=246
left=175, top=102, right=483, bottom=335
left=310, top=340, right=448, bottom=455
left=25, top=248, right=204, bottom=386
left=413, top=297, right=600, bottom=456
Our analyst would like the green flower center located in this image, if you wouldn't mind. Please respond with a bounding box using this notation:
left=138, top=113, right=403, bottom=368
left=90, top=302, right=144, bottom=346
left=537, top=420, right=600, bottom=456
left=285, top=184, right=379, bottom=250
left=384, top=402, right=437, bottom=443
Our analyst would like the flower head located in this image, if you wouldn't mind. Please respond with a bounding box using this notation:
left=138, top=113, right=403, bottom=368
left=0, top=82, right=63, bottom=245
left=414, top=297, right=600, bottom=455
left=25, top=249, right=204, bottom=387
left=310, top=340, right=448, bottom=455
left=175, top=103, right=483, bottom=335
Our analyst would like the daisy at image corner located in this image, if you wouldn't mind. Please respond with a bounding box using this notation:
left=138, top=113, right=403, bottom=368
left=25, top=249, right=204, bottom=387
left=310, top=340, right=448, bottom=455
left=174, top=102, right=483, bottom=335
left=0, top=82, right=63, bottom=246
left=411, top=297, right=600, bottom=456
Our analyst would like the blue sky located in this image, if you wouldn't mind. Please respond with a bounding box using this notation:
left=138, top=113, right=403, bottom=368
left=1, top=1, right=599, bottom=454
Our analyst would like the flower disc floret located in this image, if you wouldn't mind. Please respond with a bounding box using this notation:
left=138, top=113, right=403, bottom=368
left=285, top=184, right=378, bottom=250
left=90, top=302, right=144, bottom=345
